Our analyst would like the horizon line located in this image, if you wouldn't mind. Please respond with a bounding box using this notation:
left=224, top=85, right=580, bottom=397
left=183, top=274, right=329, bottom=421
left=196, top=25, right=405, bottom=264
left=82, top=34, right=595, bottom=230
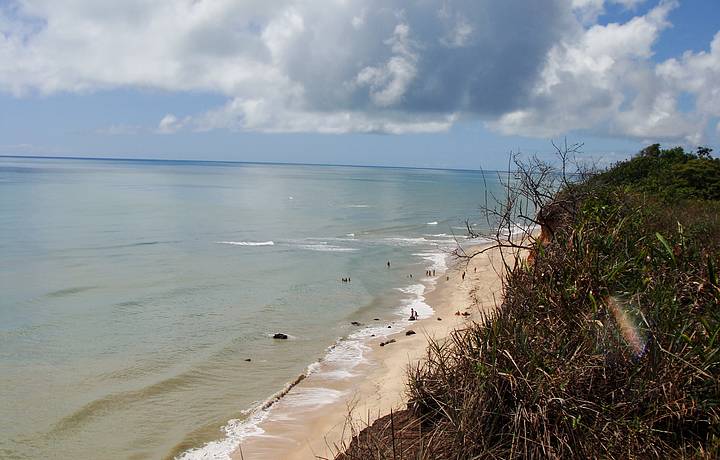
left=0, top=154, right=499, bottom=174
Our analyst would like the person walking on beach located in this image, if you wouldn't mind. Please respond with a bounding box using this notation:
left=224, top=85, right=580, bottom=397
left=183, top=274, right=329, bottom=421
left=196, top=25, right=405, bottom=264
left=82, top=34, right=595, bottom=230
left=387, top=261, right=391, bottom=268
left=462, top=271, right=466, bottom=281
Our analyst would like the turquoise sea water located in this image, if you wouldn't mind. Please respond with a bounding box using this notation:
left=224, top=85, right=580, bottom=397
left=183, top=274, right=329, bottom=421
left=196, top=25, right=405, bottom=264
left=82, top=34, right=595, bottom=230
left=0, top=157, right=502, bottom=459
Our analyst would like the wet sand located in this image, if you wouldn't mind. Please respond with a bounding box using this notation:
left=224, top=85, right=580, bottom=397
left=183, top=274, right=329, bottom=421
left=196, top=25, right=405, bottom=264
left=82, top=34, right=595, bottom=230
left=232, top=242, right=508, bottom=459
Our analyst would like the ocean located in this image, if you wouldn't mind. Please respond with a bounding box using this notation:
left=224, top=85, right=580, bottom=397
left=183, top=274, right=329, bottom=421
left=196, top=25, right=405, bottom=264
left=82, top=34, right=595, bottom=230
left=0, top=156, right=502, bottom=459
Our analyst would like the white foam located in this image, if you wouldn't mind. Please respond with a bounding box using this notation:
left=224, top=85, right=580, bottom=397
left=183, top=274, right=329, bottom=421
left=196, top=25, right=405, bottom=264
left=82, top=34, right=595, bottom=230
left=345, top=233, right=355, bottom=237
left=349, top=324, right=396, bottom=341
left=322, top=337, right=370, bottom=371
left=395, top=283, right=432, bottom=316
left=397, top=284, right=424, bottom=296
left=296, top=243, right=358, bottom=252
left=347, top=204, right=370, bottom=208
left=414, top=251, right=449, bottom=273
left=176, top=355, right=328, bottom=459
left=216, top=241, right=274, bottom=246
left=179, top=241, right=448, bottom=460
left=176, top=409, right=268, bottom=460
left=427, top=221, right=438, bottom=225
left=384, top=237, right=429, bottom=246
left=305, top=361, right=322, bottom=376
left=318, top=369, right=356, bottom=380
left=280, top=387, right=345, bottom=408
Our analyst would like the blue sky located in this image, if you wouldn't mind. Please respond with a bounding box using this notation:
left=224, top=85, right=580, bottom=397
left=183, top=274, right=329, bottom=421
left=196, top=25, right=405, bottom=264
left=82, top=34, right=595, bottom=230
left=0, top=0, right=718, bottom=170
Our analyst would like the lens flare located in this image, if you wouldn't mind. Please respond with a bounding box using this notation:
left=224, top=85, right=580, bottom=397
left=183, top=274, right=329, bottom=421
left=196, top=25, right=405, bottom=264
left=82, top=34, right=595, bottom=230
left=606, top=296, right=648, bottom=358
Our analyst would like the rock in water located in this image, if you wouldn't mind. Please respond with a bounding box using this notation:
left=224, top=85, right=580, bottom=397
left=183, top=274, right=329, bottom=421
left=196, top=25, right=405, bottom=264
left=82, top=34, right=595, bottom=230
left=351, top=321, right=362, bottom=326
left=273, top=333, right=288, bottom=339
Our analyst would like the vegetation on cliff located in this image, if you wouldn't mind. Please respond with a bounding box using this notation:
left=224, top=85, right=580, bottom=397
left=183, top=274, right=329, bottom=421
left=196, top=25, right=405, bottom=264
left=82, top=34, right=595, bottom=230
left=339, top=145, right=720, bottom=459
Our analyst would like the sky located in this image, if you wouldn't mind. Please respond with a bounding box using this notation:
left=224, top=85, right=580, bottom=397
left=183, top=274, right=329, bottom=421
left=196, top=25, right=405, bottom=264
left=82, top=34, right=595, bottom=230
left=0, top=0, right=718, bottom=170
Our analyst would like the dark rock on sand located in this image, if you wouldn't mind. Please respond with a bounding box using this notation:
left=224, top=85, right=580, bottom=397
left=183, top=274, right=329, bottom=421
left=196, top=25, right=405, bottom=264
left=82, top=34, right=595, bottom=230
left=437, top=317, right=442, bottom=321
left=406, top=330, right=416, bottom=336
left=351, top=321, right=362, bottom=326
left=379, top=339, right=396, bottom=347
left=374, top=318, right=380, bottom=321
left=273, top=333, right=288, bottom=339
left=244, top=358, right=252, bottom=362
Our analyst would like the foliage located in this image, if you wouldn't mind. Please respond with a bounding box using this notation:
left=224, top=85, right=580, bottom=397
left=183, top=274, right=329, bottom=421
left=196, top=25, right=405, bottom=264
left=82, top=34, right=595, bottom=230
left=590, top=144, right=720, bottom=201
left=339, top=143, right=720, bottom=459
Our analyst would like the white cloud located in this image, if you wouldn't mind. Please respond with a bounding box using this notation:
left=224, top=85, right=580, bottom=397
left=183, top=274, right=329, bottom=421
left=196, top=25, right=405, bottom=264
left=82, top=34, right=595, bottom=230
left=491, top=0, right=710, bottom=144
left=0, top=0, right=716, bottom=142
left=355, top=23, right=418, bottom=107
left=0, top=0, right=571, bottom=134
left=656, top=31, right=720, bottom=118
left=351, top=9, right=366, bottom=30
left=191, top=96, right=458, bottom=134
left=440, top=18, right=473, bottom=48
left=157, top=114, right=189, bottom=134
left=572, top=0, right=648, bottom=24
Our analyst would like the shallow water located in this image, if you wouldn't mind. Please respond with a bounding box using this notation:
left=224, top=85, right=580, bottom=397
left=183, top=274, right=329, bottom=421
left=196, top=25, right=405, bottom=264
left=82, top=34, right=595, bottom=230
left=0, top=157, right=502, bottom=459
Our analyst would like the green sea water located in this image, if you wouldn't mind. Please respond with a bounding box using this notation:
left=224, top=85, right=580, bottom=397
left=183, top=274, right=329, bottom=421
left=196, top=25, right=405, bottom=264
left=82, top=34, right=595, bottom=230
left=0, top=157, right=503, bottom=459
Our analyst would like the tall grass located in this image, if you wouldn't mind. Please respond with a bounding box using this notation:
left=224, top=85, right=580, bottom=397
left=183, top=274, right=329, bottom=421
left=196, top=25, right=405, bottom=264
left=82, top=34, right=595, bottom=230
left=339, top=147, right=720, bottom=459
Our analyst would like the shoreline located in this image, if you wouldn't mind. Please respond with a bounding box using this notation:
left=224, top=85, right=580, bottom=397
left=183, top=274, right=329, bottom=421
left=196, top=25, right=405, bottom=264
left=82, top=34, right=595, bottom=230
left=227, top=241, right=506, bottom=459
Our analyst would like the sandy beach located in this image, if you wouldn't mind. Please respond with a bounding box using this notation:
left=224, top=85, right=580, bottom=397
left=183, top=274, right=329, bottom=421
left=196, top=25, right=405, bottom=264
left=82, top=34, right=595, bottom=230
left=233, top=242, right=508, bottom=460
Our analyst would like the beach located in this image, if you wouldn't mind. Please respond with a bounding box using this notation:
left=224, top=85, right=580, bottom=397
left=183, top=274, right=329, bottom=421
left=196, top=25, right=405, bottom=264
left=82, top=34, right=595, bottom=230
left=3, top=158, right=511, bottom=459
left=232, top=242, right=507, bottom=459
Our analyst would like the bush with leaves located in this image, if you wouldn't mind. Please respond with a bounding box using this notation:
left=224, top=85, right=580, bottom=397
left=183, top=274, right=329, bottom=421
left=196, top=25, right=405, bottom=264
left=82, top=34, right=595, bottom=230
left=339, top=144, right=720, bottom=459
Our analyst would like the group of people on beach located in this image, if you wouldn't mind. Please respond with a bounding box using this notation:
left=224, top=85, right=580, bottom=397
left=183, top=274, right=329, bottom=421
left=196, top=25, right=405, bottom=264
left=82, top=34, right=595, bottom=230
left=344, top=258, right=476, bottom=285
left=408, top=308, right=418, bottom=321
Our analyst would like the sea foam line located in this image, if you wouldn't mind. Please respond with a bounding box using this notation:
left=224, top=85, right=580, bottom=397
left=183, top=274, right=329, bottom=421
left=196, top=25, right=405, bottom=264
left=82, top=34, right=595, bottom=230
left=178, top=247, right=449, bottom=460
left=176, top=362, right=321, bottom=460
left=216, top=241, right=275, bottom=246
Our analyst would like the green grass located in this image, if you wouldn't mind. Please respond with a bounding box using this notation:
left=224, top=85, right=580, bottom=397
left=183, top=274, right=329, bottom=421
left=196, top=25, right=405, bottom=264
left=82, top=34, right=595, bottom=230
left=339, top=145, right=720, bottom=459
